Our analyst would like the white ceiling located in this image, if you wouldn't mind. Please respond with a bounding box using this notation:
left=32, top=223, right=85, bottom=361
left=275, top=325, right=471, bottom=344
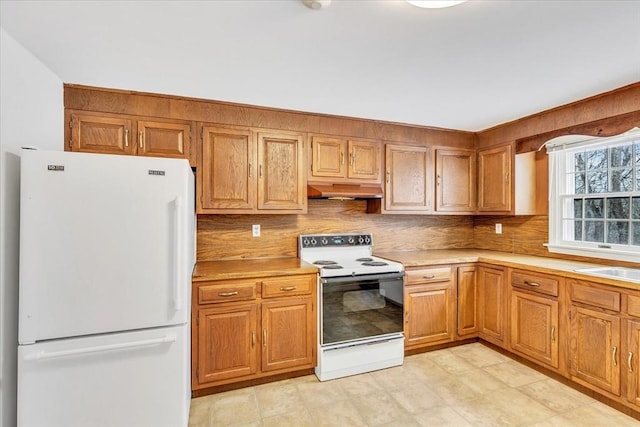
left=1, top=0, right=639, bottom=132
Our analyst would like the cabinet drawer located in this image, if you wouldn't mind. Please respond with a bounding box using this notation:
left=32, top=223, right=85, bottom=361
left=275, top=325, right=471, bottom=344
left=198, top=280, right=257, bottom=304
left=406, top=267, right=452, bottom=285
left=628, top=294, right=640, bottom=318
left=570, top=281, right=620, bottom=312
left=512, top=270, right=559, bottom=297
left=262, top=275, right=315, bottom=298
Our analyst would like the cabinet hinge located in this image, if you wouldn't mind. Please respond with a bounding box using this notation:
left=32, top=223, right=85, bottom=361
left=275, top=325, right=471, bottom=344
left=196, top=367, right=199, bottom=378
left=68, top=118, right=73, bottom=148
left=200, top=127, right=203, bottom=141
left=568, top=311, right=572, bottom=320
left=568, top=359, right=572, bottom=369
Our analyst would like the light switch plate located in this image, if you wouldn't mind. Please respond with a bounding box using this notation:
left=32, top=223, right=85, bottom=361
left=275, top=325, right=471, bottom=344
left=252, top=224, right=261, bottom=237
left=495, top=223, right=502, bottom=234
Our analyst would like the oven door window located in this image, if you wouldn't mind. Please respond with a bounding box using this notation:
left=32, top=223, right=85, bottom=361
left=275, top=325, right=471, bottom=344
left=322, top=277, right=403, bottom=346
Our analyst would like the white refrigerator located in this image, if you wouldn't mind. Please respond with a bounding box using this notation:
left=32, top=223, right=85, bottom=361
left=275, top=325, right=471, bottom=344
left=17, top=149, right=195, bottom=427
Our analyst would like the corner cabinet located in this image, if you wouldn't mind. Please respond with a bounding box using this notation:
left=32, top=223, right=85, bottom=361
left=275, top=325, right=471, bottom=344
left=457, top=265, right=478, bottom=337
left=198, top=126, right=307, bottom=214
left=477, top=144, right=512, bottom=213
left=192, top=274, right=316, bottom=392
left=478, top=265, right=507, bottom=348
left=309, top=135, right=381, bottom=183
left=383, top=143, right=433, bottom=213
left=66, top=111, right=194, bottom=165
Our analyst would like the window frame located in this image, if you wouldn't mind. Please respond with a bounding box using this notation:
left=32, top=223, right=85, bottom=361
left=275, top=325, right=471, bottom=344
left=546, top=127, right=640, bottom=263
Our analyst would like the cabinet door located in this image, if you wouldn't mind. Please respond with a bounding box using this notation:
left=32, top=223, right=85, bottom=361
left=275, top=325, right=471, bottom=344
left=457, top=266, right=478, bottom=337
left=348, top=139, right=381, bottom=182
left=478, top=266, right=506, bottom=346
left=510, top=291, right=559, bottom=368
left=257, top=131, right=307, bottom=212
left=137, top=120, right=192, bottom=164
left=261, top=297, right=315, bottom=372
left=436, top=149, right=476, bottom=213
left=310, top=136, right=346, bottom=179
left=569, top=305, right=620, bottom=396
left=385, top=144, right=433, bottom=212
left=199, top=126, right=255, bottom=212
left=627, top=320, right=640, bottom=407
left=69, top=113, right=134, bottom=155
left=477, top=144, right=512, bottom=212
left=404, top=282, right=455, bottom=348
left=197, top=304, right=258, bottom=385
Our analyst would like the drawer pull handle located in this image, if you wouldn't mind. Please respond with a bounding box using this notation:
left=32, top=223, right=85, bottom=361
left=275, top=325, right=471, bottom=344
left=263, top=329, right=267, bottom=347
left=124, top=129, right=129, bottom=147
left=280, top=286, right=297, bottom=291
left=423, top=275, right=436, bottom=279
left=218, top=291, right=239, bottom=297
left=139, top=131, right=144, bottom=149
left=551, top=326, right=555, bottom=342
left=524, top=281, right=540, bottom=287
left=613, top=346, right=618, bottom=366
left=628, top=352, right=634, bottom=373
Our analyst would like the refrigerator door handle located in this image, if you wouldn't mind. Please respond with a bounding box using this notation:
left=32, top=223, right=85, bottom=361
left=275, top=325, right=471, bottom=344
left=24, top=334, right=177, bottom=361
left=173, top=196, right=183, bottom=311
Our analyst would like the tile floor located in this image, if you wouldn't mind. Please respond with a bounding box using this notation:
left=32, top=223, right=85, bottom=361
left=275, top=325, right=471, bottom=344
left=188, top=343, right=639, bottom=426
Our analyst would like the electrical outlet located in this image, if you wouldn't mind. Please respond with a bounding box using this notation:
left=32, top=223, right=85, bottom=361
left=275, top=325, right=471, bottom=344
left=252, top=224, right=260, bottom=237
left=495, top=223, right=502, bottom=234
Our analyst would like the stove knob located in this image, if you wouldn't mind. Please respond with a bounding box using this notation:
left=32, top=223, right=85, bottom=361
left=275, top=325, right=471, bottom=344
left=303, top=238, right=309, bottom=247
left=358, top=237, right=364, bottom=244
left=348, top=237, right=355, bottom=244
left=365, top=236, right=371, bottom=244
left=321, top=238, right=328, bottom=245
left=311, top=239, right=317, bottom=246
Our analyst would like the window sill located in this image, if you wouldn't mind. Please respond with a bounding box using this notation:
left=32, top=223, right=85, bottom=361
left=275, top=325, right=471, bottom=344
left=545, top=243, right=640, bottom=264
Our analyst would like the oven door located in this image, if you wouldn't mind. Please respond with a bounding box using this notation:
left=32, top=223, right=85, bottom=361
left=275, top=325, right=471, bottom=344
left=320, top=272, right=404, bottom=346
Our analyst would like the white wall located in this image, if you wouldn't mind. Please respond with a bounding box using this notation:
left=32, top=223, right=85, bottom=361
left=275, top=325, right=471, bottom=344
left=0, top=27, right=62, bottom=427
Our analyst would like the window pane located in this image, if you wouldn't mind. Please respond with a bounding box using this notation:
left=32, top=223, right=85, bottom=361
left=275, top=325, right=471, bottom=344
left=573, top=173, right=585, bottom=194
left=585, top=198, right=604, bottom=218
left=574, top=220, right=583, bottom=241
left=606, top=197, right=629, bottom=219
left=587, top=171, right=607, bottom=193
left=636, top=143, right=640, bottom=165
left=587, top=149, right=607, bottom=170
left=611, top=168, right=633, bottom=192
left=584, top=221, right=604, bottom=242
left=573, top=199, right=583, bottom=218
left=637, top=167, right=640, bottom=191
left=611, top=145, right=632, bottom=167
left=607, top=221, right=629, bottom=244
left=574, top=152, right=586, bottom=171
left=633, top=222, right=640, bottom=246
left=633, top=197, right=640, bottom=220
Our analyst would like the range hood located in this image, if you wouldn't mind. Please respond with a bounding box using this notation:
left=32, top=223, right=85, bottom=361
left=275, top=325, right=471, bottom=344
left=307, top=183, right=384, bottom=200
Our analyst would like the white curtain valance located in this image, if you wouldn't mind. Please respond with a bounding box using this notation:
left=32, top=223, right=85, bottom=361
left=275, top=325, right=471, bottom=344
left=541, top=126, right=640, bottom=153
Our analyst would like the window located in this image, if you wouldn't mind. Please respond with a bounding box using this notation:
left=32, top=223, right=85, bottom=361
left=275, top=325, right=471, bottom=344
left=546, top=128, right=640, bottom=263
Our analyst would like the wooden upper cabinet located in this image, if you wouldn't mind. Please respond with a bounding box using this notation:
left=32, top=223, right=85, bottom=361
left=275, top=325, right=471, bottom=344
left=198, top=126, right=306, bottom=214
left=435, top=148, right=476, bottom=213
left=348, top=139, right=381, bottom=181
left=384, top=143, right=433, bottom=213
left=199, top=126, right=255, bottom=212
left=67, top=111, right=194, bottom=164
left=309, top=135, right=381, bottom=183
left=137, top=120, right=191, bottom=160
left=69, top=113, right=134, bottom=156
left=257, top=131, right=306, bottom=212
left=477, top=144, right=512, bottom=213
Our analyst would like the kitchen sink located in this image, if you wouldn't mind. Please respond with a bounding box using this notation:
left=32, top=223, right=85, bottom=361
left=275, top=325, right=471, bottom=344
left=575, top=267, right=640, bottom=284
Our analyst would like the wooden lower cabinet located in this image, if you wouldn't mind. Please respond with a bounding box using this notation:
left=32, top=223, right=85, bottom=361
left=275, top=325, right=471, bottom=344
left=478, top=266, right=506, bottom=347
left=510, top=291, right=559, bottom=368
left=197, top=303, right=258, bottom=384
left=627, top=320, right=640, bottom=407
left=192, top=274, right=316, bottom=391
left=261, top=297, right=314, bottom=372
left=404, top=266, right=455, bottom=349
left=569, top=305, right=621, bottom=396
left=457, top=265, right=478, bottom=337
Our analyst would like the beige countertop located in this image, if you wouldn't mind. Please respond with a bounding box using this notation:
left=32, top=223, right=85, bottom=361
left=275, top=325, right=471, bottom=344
left=192, top=257, right=318, bottom=282
left=375, top=249, right=640, bottom=291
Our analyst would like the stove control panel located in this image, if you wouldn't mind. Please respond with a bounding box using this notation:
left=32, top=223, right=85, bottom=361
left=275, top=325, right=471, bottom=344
left=299, top=233, right=373, bottom=248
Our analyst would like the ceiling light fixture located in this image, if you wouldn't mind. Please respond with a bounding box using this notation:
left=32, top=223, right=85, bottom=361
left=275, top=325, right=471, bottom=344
left=406, top=1, right=467, bottom=8
left=303, top=0, right=332, bottom=10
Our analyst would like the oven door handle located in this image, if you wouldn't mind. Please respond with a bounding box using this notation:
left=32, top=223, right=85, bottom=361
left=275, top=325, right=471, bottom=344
left=320, top=272, right=404, bottom=284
